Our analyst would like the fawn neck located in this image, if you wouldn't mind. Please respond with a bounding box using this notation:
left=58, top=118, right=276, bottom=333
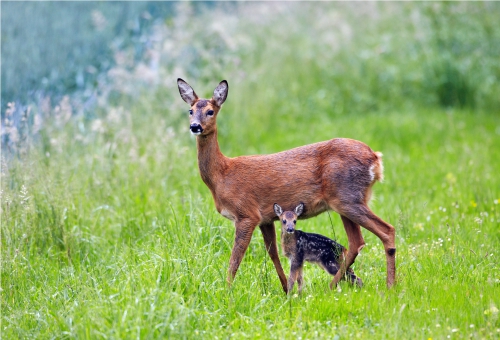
left=196, top=128, right=228, bottom=188
left=281, top=228, right=296, bottom=244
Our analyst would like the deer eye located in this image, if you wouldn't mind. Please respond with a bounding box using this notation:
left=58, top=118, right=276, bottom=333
left=207, top=110, right=214, bottom=116
left=293, top=220, right=296, bottom=224
left=189, top=109, right=193, bottom=115
left=283, top=219, right=286, bottom=224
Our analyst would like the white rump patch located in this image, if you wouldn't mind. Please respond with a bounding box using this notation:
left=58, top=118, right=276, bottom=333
left=369, top=164, right=376, bottom=182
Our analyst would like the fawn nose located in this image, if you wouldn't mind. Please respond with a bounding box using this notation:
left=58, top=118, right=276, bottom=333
left=286, top=226, right=294, bottom=233
left=190, top=123, right=203, bottom=134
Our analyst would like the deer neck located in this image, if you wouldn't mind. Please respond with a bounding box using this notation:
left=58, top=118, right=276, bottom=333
left=196, top=129, right=228, bottom=189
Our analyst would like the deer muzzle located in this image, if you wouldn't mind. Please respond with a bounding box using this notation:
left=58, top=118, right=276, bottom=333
left=190, top=123, right=203, bottom=135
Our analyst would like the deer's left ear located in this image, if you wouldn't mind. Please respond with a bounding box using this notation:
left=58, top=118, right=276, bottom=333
left=294, top=203, right=304, bottom=217
left=274, top=203, right=283, bottom=217
left=212, top=80, right=228, bottom=107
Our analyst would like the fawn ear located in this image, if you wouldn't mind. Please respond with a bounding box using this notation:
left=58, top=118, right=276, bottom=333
left=294, top=203, right=304, bottom=217
left=212, top=80, right=228, bottom=107
left=273, top=203, right=283, bottom=217
left=177, top=78, right=198, bottom=106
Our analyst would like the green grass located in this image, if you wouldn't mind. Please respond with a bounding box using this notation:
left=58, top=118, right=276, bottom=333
left=2, top=2, right=500, bottom=339
left=2, top=106, right=499, bottom=339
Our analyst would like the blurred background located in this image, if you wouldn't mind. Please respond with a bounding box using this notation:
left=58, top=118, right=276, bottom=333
left=2, top=2, right=499, bottom=133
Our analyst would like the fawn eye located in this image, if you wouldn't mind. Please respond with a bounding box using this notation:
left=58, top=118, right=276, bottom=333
left=189, top=109, right=193, bottom=115
left=283, top=219, right=286, bottom=224
left=293, top=220, right=296, bottom=224
left=207, top=110, right=214, bottom=116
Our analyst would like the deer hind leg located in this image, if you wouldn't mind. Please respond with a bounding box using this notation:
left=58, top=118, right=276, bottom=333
left=259, top=222, right=288, bottom=293
left=330, top=216, right=365, bottom=289
left=341, top=204, right=396, bottom=288
left=227, top=218, right=258, bottom=287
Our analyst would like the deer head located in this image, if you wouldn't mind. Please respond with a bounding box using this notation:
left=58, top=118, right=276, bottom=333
left=177, top=78, right=228, bottom=136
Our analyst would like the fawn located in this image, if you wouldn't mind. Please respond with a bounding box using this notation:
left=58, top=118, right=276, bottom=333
left=177, top=79, right=396, bottom=293
left=274, top=203, right=363, bottom=293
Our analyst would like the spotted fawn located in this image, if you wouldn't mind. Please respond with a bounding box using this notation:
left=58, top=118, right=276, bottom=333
left=274, top=203, right=363, bottom=294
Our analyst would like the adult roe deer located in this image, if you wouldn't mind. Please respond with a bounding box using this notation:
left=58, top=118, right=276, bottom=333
left=177, top=78, right=396, bottom=293
left=274, top=203, right=363, bottom=294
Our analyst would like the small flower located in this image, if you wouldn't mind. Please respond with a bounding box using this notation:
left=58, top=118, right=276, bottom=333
left=414, top=223, right=424, bottom=231
left=445, top=172, right=456, bottom=185
left=484, top=305, right=499, bottom=315
left=19, top=185, right=30, bottom=206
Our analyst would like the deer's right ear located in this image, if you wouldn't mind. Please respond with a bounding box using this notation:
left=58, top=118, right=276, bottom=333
left=274, top=203, right=283, bottom=217
left=212, top=80, right=228, bottom=107
left=177, top=78, right=198, bottom=106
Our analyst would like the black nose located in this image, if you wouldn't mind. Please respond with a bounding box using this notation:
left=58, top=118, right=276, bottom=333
left=286, top=227, right=294, bottom=233
left=190, top=124, right=203, bottom=134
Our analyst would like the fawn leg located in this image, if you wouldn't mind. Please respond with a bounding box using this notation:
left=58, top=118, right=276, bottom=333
left=331, top=216, right=365, bottom=289
left=260, top=222, right=288, bottom=293
left=227, top=218, right=257, bottom=286
left=297, top=267, right=304, bottom=294
left=341, top=204, right=396, bottom=288
left=347, top=268, right=363, bottom=287
left=288, top=261, right=302, bottom=294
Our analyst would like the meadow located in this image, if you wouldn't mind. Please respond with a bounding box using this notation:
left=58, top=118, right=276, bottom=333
left=2, top=2, right=499, bottom=339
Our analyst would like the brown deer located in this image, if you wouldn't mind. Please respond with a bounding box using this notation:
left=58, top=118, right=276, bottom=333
left=177, top=78, right=396, bottom=293
left=274, top=203, right=363, bottom=294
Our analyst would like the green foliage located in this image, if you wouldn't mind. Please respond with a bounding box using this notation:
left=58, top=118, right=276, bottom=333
left=2, top=104, right=499, bottom=338
left=1, top=1, right=175, bottom=103
left=2, top=2, right=500, bottom=339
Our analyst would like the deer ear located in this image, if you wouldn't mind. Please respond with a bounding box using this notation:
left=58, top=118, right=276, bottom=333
left=274, top=203, right=283, bottom=217
left=212, top=80, right=228, bottom=107
left=177, top=78, right=198, bottom=106
left=294, top=203, right=304, bottom=217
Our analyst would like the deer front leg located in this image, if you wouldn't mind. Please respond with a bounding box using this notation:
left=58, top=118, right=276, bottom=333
left=227, top=218, right=257, bottom=286
left=260, top=222, right=288, bottom=293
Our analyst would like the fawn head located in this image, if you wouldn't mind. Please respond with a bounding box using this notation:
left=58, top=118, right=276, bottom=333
left=177, top=78, right=228, bottom=136
left=274, top=203, right=304, bottom=233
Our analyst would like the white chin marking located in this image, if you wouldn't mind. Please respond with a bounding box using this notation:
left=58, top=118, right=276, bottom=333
left=190, top=131, right=201, bottom=136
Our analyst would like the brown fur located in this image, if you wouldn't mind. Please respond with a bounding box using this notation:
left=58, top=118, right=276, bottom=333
left=177, top=79, right=396, bottom=293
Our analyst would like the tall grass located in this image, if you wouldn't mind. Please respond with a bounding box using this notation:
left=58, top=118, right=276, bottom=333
left=2, top=2, right=500, bottom=339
